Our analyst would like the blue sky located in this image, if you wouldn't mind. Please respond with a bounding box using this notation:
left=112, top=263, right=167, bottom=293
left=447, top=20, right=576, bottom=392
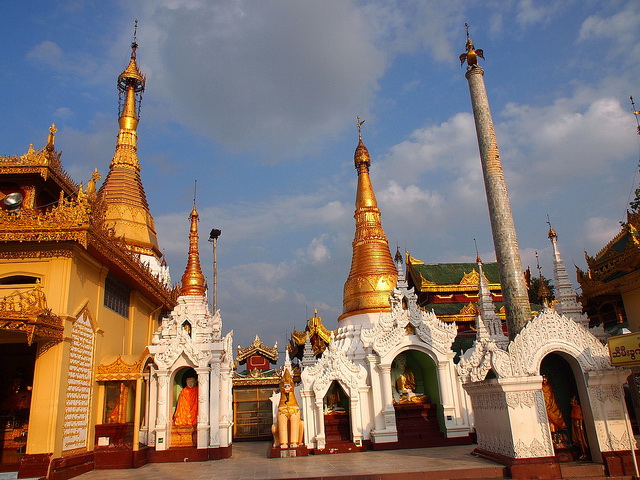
left=1, top=1, right=639, bottom=352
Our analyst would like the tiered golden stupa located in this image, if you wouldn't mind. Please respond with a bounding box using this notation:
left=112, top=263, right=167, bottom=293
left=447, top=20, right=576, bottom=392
left=98, top=23, right=161, bottom=260
left=180, top=203, right=206, bottom=296
left=340, top=118, right=397, bottom=321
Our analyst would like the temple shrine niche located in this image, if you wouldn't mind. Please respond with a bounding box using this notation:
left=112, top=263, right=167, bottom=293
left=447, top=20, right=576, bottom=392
left=233, top=335, right=281, bottom=441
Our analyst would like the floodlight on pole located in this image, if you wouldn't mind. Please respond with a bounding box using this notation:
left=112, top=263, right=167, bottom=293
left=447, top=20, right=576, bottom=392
left=208, top=229, right=221, bottom=313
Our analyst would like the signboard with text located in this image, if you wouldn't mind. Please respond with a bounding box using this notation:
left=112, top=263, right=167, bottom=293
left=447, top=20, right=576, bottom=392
left=608, top=331, right=640, bottom=366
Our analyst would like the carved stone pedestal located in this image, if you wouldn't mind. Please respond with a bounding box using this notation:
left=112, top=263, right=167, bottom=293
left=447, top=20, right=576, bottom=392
left=394, top=402, right=442, bottom=445
left=171, top=426, right=196, bottom=447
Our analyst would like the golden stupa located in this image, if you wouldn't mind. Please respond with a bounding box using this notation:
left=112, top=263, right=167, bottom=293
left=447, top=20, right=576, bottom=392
left=98, top=25, right=161, bottom=259
left=180, top=202, right=207, bottom=296
left=340, top=118, right=397, bottom=320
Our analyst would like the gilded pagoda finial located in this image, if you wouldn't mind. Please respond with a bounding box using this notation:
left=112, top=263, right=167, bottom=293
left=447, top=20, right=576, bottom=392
left=180, top=200, right=207, bottom=296
left=354, top=116, right=370, bottom=171
left=44, top=123, right=58, bottom=153
left=547, top=215, right=557, bottom=240
left=459, top=23, right=484, bottom=69
left=631, top=96, right=640, bottom=136
left=356, top=116, right=365, bottom=140
left=474, top=238, right=481, bottom=264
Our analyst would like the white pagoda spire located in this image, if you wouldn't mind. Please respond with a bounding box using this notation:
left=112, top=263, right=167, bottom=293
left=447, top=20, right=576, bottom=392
left=547, top=223, right=589, bottom=327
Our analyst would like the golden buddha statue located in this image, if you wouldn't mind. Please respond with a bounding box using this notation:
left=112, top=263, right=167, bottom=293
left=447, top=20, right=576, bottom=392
left=173, top=376, right=198, bottom=426
left=393, top=354, right=426, bottom=404
left=571, top=396, right=589, bottom=459
left=542, top=376, right=568, bottom=446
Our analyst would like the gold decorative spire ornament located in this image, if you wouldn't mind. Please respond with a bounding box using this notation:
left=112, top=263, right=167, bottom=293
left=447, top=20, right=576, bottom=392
left=459, top=23, right=484, bottom=69
left=340, top=117, right=397, bottom=320
left=98, top=21, right=161, bottom=259
left=180, top=201, right=206, bottom=296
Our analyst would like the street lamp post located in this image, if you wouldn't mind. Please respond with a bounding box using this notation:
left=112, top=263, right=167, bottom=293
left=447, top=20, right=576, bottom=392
left=208, top=228, right=221, bottom=312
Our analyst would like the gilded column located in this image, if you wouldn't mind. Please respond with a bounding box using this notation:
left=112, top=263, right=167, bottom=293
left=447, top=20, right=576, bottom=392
left=461, top=27, right=531, bottom=338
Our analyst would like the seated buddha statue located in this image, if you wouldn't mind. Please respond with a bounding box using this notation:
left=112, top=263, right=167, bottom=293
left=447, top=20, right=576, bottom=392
left=173, top=376, right=198, bottom=426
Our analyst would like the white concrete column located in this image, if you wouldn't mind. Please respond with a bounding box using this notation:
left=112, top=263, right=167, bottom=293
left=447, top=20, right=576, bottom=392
left=196, top=367, right=211, bottom=449
left=350, top=396, right=361, bottom=445
left=366, top=354, right=384, bottom=431
left=133, top=377, right=143, bottom=451
left=209, top=357, right=221, bottom=447
left=145, top=366, right=158, bottom=446
left=219, top=367, right=232, bottom=447
left=379, top=364, right=397, bottom=430
left=301, top=389, right=314, bottom=447
left=154, top=370, right=170, bottom=450
left=314, top=398, right=325, bottom=449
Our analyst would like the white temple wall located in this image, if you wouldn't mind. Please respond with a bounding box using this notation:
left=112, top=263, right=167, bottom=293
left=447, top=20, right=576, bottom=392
left=464, top=376, right=555, bottom=459
left=585, top=369, right=634, bottom=462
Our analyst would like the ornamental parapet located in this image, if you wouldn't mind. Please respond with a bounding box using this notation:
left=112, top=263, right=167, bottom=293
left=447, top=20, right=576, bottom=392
left=0, top=144, right=77, bottom=194
left=0, top=285, right=63, bottom=346
left=0, top=190, right=92, bottom=246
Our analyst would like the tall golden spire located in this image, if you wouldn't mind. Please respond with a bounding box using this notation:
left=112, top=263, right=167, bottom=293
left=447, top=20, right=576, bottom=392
left=180, top=202, right=206, bottom=296
left=98, top=21, right=161, bottom=258
left=340, top=117, right=397, bottom=321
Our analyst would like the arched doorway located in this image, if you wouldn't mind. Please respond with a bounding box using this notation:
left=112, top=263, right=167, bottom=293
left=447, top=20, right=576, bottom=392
left=391, top=350, right=443, bottom=446
left=0, top=341, right=36, bottom=467
left=540, top=352, right=591, bottom=462
left=323, top=381, right=350, bottom=445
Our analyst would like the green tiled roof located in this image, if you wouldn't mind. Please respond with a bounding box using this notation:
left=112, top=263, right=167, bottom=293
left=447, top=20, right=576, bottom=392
left=411, top=262, right=501, bottom=285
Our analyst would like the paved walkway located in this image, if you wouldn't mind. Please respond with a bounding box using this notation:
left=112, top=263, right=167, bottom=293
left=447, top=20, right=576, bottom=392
left=76, top=442, right=508, bottom=480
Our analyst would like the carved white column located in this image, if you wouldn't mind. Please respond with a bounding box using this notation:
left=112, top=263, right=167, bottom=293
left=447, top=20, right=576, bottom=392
left=314, top=398, right=326, bottom=449
left=209, top=356, right=221, bottom=447
left=196, top=367, right=210, bottom=449
left=219, top=368, right=232, bottom=447
left=133, top=377, right=143, bottom=451
left=145, top=366, right=158, bottom=446
left=301, top=389, right=314, bottom=447
left=155, top=370, right=170, bottom=450
left=379, top=364, right=397, bottom=431
left=350, top=396, right=361, bottom=445
left=366, top=354, right=384, bottom=431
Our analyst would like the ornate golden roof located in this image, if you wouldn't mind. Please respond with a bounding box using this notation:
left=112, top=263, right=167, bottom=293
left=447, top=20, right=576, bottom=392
left=179, top=203, right=206, bottom=296
left=98, top=32, right=160, bottom=259
left=0, top=126, right=77, bottom=201
left=340, top=119, right=397, bottom=320
left=288, top=309, right=334, bottom=357
left=96, top=354, right=142, bottom=381
left=578, top=211, right=640, bottom=298
left=236, top=335, right=279, bottom=363
left=0, top=285, right=63, bottom=346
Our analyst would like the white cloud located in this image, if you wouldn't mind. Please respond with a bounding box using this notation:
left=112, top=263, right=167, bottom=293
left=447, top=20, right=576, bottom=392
left=583, top=216, right=622, bottom=249
left=296, top=235, right=331, bottom=265
left=132, top=0, right=387, bottom=157
left=27, top=40, right=97, bottom=76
